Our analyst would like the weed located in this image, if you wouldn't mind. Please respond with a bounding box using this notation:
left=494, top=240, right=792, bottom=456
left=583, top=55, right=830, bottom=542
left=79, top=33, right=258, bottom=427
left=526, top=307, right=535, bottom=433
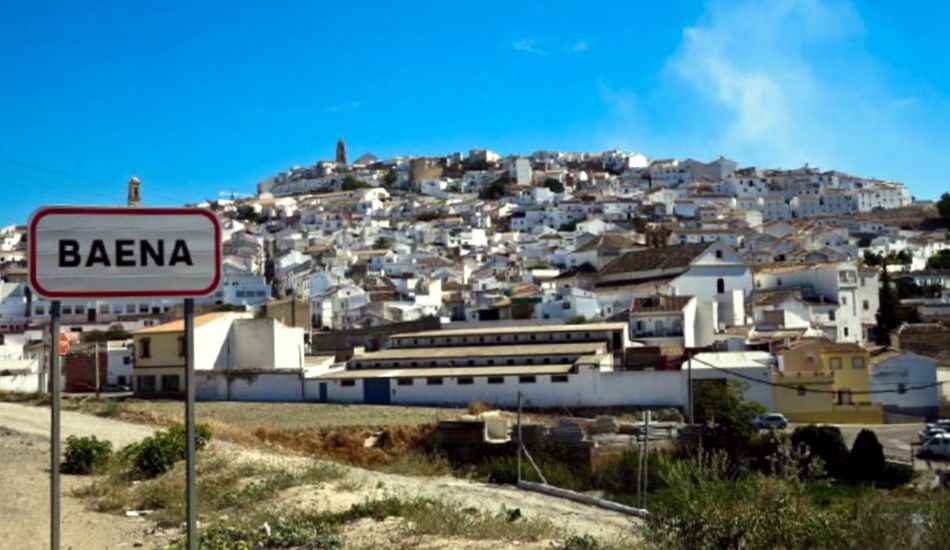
left=62, top=435, right=112, bottom=475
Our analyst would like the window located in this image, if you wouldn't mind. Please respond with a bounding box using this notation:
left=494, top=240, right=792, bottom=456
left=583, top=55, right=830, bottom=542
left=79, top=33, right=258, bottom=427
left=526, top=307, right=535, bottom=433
left=716, top=278, right=725, bottom=294
left=126, top=304, right=136, bottom=314
left=123, top=356, right=132, bottom=365
left=99, top=304, right=110, bottom=314
left=487, top=376, right=504, bottom=384
left=852, top=357, right=865, bottom=369
left=519, top=375, right=536, bottom=384
left=340, top=379, right=356, bottom=387
left=551, top=375, right=569, bottom=383
left=160, top=375, right=180, bottom=392
left=397, top=378, right=413, bottom=386
left=797, top=386, right=806, bottom=397
left=715, top=249, right=723, bottom=259
left=457, top=377, right=474, bottom=385
left=62, top=306, right=73, bottom=315
left=35, top=306, right=45, bottom=315
left=843, top=327, right=849, bottom=337
left=117, top=376, right=127, bottom=385
left=841, top=296, right=847, bottom=306
left=829, top=310, right=836, bottom=321
left=427, top=377, right=444, bottom=386
left=139, top=338, right=151, bottom=359
left=862, top=300, right=869, bottom=311
left=137, top=375, right=156, bottom=392
left=898, top=383, right=906, bottom=394
left=177, top=336, right=185, bottom=358
left=829, top=358, right=842, bottom=370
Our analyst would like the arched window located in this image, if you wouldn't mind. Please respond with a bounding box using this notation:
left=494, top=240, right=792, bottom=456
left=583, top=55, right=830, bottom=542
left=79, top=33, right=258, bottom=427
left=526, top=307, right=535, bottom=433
left=716, top=278, right=725, bottom=294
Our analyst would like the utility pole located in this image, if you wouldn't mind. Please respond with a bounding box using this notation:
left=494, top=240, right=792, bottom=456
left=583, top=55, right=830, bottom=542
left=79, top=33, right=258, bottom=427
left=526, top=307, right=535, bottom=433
left=94, top=341, right=101, bottom=398
left=50, top=300, right=61, bottom=550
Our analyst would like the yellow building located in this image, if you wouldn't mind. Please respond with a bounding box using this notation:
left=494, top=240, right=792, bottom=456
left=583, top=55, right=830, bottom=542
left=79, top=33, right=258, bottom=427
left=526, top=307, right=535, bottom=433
left=773, top=339, right=882, bottom=424
left=131, top=312, right=249, bottom=394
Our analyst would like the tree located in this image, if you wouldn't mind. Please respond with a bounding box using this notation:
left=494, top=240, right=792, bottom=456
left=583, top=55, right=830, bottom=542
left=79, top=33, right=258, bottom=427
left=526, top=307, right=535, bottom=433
left=790, top=424, right=849, bottom=478
left=542, top=178, right=564, bottom=193
left=341, top=175, right=371, bottom=191
left=559, top=221, right=579, bottom=232
left=863, top=251, right=883, bottom=267
left=938, top=192, right=950, bottom=225
left=478, top=177, right=508, bottom=200
left=373, top=237, right=392, bottom=250
left=927, top=249, right=950, bottom=269
left=82, top=324, right=130, bottom=343
left=848, top=429, right=885, bottom=481
left=382, top=168, right=398, bottom=189
left=875, top=268, right=917, bottom=343
left=693, top=380, right=764, bottom=431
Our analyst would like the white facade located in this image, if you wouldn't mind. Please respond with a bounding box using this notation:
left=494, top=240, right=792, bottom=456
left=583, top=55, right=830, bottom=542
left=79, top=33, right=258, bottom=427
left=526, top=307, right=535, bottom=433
left=870, top=352, right=939, bottom=418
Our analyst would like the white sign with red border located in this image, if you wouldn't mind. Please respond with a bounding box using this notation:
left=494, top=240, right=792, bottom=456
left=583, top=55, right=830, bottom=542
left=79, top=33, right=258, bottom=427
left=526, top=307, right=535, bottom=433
left=29, top=206, right=221, bottom=299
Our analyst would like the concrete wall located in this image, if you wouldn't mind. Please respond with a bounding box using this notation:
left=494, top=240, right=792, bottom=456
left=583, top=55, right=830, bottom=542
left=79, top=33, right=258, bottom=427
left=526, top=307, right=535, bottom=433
left=308, top=367, right=687, bottom=409
left=871, top=352, right=939, bottom=418
left=198, top=372, right=306, bottom=402
left=0, top=358, right=41, bottom=393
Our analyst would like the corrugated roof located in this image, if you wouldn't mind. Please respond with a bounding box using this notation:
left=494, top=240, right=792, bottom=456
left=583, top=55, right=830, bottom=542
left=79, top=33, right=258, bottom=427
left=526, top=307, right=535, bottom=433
left=315, top=364, right=575, bottom=380
left=354, top=342, right=606, bottom=361
left=391, top=323, right=627, bottom=339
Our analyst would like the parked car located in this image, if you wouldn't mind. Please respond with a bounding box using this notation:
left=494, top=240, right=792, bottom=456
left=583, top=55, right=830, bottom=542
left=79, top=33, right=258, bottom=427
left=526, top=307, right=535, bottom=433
left=926, top=419, right=950, bottom=430
left=919, top=426, right=948, bottom=443
left=918, top=433, right=950, bottom=459
left=752, top=413, right=788, bottom=430
left=100, top=383, right=131, bottom=392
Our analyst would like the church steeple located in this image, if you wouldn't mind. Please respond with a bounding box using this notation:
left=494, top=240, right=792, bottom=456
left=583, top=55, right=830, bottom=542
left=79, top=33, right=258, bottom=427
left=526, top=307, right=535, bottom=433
left=336, top=137, right=347, bottom=165
left=127, top=175, right=141, bottom=207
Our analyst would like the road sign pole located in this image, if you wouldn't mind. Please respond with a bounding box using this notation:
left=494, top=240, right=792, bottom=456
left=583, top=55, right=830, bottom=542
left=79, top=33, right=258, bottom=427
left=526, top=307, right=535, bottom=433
left=184, top=297, right=197, bottom=550
left=50, top=299, right=61, bottom=550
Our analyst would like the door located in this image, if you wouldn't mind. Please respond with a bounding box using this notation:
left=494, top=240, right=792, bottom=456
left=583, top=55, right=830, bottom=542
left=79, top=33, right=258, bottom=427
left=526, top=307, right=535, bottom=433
left=318, top=382, right=328, bottom=403
left=364, top=378, right=391, bottom=405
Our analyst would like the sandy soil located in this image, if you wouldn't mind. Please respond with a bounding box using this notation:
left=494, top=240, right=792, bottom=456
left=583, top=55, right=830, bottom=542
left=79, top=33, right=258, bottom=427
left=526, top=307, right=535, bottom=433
left=0, top=427, right=175, bottom=550
left=0, top=402, right=641, bottom=548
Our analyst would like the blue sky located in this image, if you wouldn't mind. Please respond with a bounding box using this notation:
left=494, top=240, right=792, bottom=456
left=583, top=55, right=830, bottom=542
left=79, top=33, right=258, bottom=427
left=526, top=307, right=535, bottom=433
left=1, top=0, right=949, bottom=225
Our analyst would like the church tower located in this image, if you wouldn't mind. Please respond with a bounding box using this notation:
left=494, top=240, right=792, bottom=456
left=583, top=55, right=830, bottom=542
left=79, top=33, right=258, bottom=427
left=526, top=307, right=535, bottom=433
left=336, top=137, right=347, bottom=165
left=127, top=175, right=141, bottom=207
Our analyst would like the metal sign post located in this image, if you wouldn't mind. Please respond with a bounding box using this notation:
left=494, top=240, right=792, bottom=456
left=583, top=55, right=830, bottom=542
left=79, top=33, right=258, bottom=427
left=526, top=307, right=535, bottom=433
left=184, top=298, right=197, bottom=549
left=28, top=206, right=221, bottom=550
left=50, top=300, right=61, bottom=550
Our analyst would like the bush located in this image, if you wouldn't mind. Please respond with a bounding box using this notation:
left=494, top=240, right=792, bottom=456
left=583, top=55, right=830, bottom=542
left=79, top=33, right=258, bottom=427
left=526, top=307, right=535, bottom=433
left=593, top=449, right=668, bottom=497
left=62, top=435, right=113, bottom=475
left=120, top=424, right=212, bottom=479
left=791, top=425, right=849, bottom=478
left=479, top=456, right=583, bottom=491
left=848, top=429, right=886, bottom=482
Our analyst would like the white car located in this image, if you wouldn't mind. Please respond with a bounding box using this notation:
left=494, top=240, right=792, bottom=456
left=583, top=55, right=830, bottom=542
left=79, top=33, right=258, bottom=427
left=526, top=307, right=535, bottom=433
left=919, top=433, right=950, bottom=459
left=919, top=427, right=947, bottom=443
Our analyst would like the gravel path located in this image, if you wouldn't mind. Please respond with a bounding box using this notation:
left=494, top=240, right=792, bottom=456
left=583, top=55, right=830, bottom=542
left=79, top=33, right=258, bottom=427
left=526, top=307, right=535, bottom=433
left=0, top=402, right=157, bottom=447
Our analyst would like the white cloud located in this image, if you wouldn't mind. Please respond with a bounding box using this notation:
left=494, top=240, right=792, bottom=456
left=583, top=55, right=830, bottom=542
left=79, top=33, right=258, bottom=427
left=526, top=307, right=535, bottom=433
left=571, top=40, right=589, bottom=53
left=512, top=38, right=547, bottom=56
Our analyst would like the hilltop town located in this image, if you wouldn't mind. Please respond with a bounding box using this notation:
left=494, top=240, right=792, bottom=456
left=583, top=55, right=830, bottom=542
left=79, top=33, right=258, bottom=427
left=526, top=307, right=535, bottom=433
left=1, top=140, right=949, bottom=421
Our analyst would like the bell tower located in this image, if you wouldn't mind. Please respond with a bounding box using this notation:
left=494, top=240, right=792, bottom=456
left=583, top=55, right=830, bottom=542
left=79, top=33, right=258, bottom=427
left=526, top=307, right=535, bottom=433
left=336, top=137, right=347, bottom=165
left=127, top=175, right=141, bottom=207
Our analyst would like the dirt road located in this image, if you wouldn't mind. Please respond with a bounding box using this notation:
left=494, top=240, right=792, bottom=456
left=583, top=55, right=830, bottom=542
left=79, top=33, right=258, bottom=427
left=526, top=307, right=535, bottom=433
left=0, top=402, right=641, bottom=547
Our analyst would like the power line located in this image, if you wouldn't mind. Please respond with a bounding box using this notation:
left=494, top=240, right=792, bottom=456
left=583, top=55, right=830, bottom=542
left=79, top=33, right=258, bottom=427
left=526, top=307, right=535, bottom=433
left=689, top=354, right=946, bottom=396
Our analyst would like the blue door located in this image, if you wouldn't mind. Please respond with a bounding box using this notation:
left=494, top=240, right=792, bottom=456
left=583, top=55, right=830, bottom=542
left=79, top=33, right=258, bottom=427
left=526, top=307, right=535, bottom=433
left=318, top=382, right=328, bottom=403
left=364, top=378, right=391, bottom=405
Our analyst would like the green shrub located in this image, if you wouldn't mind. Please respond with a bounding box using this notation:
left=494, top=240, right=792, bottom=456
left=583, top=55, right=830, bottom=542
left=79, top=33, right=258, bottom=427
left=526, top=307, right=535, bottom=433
left=120, top=424, right=212, bottom=479
left=848, top=429, right=886, bottom=482
left=562, top=534, right=604, bottom=550
left=62, top=435, right=113, bottom=475
left=791, top=424, right=849, bottom=478
left=593, top=449, right=668, bottom=497
left=478, top=456, right=583, bottom=491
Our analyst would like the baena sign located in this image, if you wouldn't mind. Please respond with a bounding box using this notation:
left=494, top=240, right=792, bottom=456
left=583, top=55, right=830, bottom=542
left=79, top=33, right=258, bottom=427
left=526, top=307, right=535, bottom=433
left=29, top=206, right=222, bottom=299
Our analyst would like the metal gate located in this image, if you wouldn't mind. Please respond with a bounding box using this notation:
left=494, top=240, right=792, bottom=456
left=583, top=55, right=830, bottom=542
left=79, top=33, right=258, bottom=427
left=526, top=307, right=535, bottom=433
left=363, top=378, right=391, bottom=405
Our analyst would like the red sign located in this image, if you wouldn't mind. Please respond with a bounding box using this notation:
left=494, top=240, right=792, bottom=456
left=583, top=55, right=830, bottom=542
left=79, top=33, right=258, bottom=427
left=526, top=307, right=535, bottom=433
left=58, top=331, right=70, bottom=356
left=28, top=207, right=222, bottom=299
